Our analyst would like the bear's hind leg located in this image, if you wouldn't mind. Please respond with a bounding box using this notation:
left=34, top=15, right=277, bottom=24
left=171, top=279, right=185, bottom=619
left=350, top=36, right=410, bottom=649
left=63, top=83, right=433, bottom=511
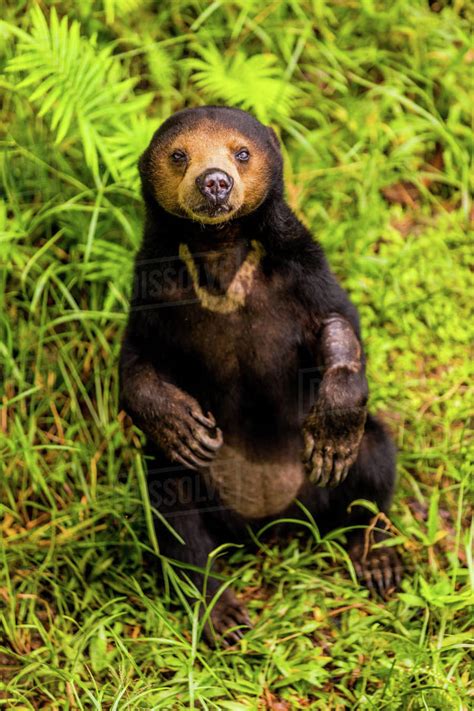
left=147, top=457, right=251, bottom=646
left=325, top=414, right=403, bottom=597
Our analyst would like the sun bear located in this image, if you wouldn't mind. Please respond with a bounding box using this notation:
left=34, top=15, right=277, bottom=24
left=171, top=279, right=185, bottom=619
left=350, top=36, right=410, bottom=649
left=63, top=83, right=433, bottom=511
left=120, top=106, right=401, bottom=645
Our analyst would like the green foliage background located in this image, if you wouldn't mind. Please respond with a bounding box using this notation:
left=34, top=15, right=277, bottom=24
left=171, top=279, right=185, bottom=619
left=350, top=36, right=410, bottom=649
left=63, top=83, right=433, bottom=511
left=0, top=1, right=473, bottom=708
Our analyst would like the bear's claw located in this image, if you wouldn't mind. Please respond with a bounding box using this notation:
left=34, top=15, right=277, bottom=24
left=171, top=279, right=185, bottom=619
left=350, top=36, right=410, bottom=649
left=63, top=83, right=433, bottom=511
left=203, top=589, right=252, bottom=647
left=303, top=429, right=358, bottom=487
left=350, top=542, right=403, bottom=599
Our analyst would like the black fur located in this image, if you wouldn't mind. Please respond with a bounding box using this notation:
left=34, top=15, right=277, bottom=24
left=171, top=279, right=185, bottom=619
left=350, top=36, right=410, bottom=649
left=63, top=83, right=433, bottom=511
left=120, top=106, right=398, bottom=644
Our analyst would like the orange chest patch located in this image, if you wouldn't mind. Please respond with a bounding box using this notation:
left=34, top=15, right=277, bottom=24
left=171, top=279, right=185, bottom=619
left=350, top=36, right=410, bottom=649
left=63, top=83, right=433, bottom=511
left=178, top=239, right=265, bottom=314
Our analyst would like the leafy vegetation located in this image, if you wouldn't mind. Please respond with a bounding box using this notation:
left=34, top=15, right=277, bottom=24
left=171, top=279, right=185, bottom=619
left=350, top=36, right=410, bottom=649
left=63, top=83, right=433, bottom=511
left=0, top=1, right=472, bottom=708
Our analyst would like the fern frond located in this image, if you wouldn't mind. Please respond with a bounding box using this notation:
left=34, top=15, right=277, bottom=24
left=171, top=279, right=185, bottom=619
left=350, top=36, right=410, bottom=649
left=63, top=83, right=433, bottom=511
left=6, top=6, right=151, bottom=180
left=102, top=0, right=147, bottom=25
left=186, top=46, right=301, bottom=123
left=103, top=114, right=156, bottom=190
left=147, top=44, right=176, bottom=92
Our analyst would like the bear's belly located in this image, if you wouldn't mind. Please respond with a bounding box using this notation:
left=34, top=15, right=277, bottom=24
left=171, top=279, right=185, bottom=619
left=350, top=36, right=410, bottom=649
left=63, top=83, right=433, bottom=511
left=205, top=443, right=305, bottom=519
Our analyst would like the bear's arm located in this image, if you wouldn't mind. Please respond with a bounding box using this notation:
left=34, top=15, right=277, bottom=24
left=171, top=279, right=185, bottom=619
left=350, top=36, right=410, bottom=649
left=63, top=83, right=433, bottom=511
left=119, top=333, right=223, bottom=470
left=319, top=312, right=365, bottom=376
left=285, top=235, right=366, bottom=380
left=291, top=247, right=369, bottom=487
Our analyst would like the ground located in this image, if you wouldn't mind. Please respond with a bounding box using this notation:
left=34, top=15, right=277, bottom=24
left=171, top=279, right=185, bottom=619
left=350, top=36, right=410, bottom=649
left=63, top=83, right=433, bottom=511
left=0, top=1, right=473, bottom=709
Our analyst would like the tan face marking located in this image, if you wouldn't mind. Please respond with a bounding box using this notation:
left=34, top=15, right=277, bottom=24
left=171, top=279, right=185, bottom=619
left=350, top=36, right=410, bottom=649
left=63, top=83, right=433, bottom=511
left=148, top=120, right=272, bottom=224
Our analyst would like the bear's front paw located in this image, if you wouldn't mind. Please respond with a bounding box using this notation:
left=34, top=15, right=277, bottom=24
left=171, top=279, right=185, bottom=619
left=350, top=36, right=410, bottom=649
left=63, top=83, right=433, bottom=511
left=302, top=407, right=366, bottom=487
left=151, top=397, right=223, bottom=471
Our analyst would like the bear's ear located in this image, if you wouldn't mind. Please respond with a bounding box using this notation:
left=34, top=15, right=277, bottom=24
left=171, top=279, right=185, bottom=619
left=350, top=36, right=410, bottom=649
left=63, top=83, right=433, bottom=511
left=267, top=126, right=281, bottom=153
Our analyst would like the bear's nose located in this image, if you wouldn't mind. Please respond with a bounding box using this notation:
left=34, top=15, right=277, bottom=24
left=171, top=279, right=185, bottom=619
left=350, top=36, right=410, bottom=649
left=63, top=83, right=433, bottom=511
left=196, top=169, right=234, bottom=204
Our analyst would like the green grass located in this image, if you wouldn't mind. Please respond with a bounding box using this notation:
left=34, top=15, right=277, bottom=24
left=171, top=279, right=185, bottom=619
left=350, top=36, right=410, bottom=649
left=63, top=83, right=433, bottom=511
left=1, top=1, right=473, bottom=708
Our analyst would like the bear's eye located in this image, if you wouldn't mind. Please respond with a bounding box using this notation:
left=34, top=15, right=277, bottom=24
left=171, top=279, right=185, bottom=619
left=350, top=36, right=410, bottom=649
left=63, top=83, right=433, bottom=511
left=171, top=150, right=187, bottom=164
left=235, top=148, right=250, bottom=162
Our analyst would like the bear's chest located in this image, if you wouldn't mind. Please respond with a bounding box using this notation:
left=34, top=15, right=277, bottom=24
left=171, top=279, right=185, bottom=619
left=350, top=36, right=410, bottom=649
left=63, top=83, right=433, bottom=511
left=176, top=267, right=302, bottom=382
left=163, top=290, right=307, bottom=520
left=150, top=249, right=310, bottom=519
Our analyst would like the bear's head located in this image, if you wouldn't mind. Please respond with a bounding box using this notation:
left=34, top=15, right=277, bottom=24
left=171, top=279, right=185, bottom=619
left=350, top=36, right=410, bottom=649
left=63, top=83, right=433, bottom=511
left=139, top=106, right=283, bottom=225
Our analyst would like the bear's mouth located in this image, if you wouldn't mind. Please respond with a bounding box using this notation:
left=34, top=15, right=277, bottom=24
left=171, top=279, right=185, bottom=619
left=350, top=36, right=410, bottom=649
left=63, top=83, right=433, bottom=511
left=196, top=203, right=232, bottom=216
left=181, top=201, right=236, bottom=225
